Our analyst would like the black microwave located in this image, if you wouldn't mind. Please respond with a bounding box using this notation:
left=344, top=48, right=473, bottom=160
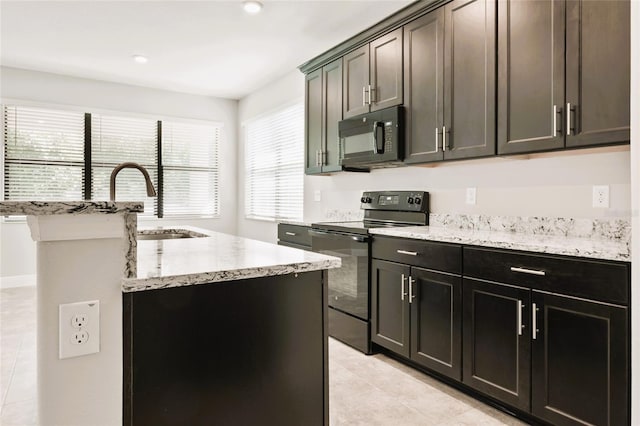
left=338, top=106, right=403, bottom=169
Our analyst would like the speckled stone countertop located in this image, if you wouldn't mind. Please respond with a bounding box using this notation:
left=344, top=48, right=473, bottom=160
left=369, top=226, right=629, bottom=262
left=0, top=200, right=144, bottom=215
left=123, top=227, right=341, bottom=292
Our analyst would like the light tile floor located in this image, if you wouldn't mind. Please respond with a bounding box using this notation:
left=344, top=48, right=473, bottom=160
left=0, top=286, right=528, bottom=426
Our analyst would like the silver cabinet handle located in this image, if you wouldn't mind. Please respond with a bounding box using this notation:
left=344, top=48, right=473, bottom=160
left=532, top=302, right=539, bottom=340
left=368, top=84, right=373, bottom=105
left=435, top=127, right=440, bottom=152
left=566, top=102, right=572, bottom=136
left=396, top=250, right=418, bottom=256
left=517, top=300, right=524, bottom=336
left=442, top=126, right=448, bottom=150
left=285, top=232, right=296, bottom=236
left=510, top=266, right=546, bottom=276
left=362, top=86, right=367, bottom=106
left=553, top=105, right=557, bottom=135
left=316, top=150, right=322, bottom=166
left=401, top=273, right=407, bottom=301
left=408, top=276, right=415, bottom=303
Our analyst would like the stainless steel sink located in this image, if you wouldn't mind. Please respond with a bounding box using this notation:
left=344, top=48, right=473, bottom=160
left=137, top=232, right=198, bottom=240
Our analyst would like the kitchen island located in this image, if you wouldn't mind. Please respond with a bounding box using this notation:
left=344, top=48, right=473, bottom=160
left=0, top=202, right=340, bottom=426
left=125, top=228, right=341, bottom=426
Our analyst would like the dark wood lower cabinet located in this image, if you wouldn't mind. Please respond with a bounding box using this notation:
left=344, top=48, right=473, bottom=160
left=462, top=278, right=531, bottom=411
left=371, top=260, right=410, bottom=357
left=410, top=267, right=461, bottom=381
left=123, top=271, right=327, bottom=426
left=371, top=259, right=462, bottom=381
left=531, top=291, right=628, bottom=426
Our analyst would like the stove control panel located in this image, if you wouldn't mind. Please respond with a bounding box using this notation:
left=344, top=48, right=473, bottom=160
left=360, top=191, right=429, bottom=212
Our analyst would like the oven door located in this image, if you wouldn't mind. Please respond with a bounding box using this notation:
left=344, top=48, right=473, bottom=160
left=309, top=229, right=370, bottom=320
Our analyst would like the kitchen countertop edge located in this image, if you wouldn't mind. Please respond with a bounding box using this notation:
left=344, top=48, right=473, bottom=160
left=369, top=226, right=630, bottom=262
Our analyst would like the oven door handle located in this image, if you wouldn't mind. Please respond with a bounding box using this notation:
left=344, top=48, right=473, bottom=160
left=308, top=229, right=369, bottom=243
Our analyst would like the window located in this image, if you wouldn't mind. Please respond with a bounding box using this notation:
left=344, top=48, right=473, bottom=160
left=91, top=114, right=158, bottom=216
left=3, top=105, right=85, bottom=202
left=2, top=104, right=222, bottom=219
left=162, top=121, right=220, bottom=218
left=245, top=102, right=304, bottom=221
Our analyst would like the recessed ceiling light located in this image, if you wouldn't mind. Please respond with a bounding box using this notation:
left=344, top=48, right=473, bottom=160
left=243, top=1, right=263, bottom=14
left=132, top=54, right=148, bottom=64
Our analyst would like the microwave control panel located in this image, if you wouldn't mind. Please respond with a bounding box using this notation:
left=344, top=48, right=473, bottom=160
left=360, top=191, right=429, bottom=212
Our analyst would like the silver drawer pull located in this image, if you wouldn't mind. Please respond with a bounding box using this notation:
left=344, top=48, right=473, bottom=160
left=510, top=266, right=546, bottom=276
left=397, top=250, right=418, bottom=256
left=285, top=232, right=297, bottom=236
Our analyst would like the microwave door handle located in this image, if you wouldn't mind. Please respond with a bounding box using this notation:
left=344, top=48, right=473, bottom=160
left=372, top=121, right=385, bottom=153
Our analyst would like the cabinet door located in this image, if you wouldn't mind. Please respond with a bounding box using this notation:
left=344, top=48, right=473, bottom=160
left=403, top=9, right=445, bottom=164
left=370, top=28, right=403, bottom=112
left=565, top=0, right=630, bottom=148
left=462, top=278, right=531, bottom=411
left=305, top=69, right=323, bottom=174
left=321, top=58, right=343, bottom=173
left=497, top=0, right=565, bottom=154
left=531, top=291, right=628, bottom=426
left=371, top=259, right=410, bottom=357
left=410, top=267, right=461, bottom=381
left=343, top=45, right=370, bottom=119
left=443, top=0, right=496, bottom=160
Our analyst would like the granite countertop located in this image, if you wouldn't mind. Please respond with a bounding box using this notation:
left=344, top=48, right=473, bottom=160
left=123, top=227, right=341, bottom=292
left=369, top=226, right=630, bottom=262
left=0, top=200, right=144, bottom=215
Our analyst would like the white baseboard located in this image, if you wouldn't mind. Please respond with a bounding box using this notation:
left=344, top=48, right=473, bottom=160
left=0, top=274, right=37, bottom=289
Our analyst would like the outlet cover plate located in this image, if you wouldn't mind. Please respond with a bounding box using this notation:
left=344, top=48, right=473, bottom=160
left=59, top=300, right=100, bottom=359
left=466, top=187, right=477, bottom=205
left=592, top=185, right=610, bottom=208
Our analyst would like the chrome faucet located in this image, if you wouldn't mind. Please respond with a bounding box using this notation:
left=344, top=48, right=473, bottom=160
left=109, top=162, right=157, bottom=201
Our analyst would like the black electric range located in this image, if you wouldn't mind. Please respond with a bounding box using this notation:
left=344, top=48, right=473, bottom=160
left=310, top=191, right=429, bottom=353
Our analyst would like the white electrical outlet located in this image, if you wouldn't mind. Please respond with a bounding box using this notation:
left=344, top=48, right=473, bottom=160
left=314, top=190, right=322, bottom=202
left=466, top=187, right=477, bottom=205
left=59, top=300, right=100, bottom=359
left=592, top=185, right=610, bottom=208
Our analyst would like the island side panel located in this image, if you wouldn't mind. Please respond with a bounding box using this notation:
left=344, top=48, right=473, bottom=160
left=123, top=270, right=328, bottom=426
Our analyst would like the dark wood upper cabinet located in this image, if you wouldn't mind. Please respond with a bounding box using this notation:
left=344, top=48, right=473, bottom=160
left=403, top=8, right=445, bottom=164
left=322, top=59, right=344, bottom=172
left=343, top=45, right=370, bottom=119
left=531, top=291, right=628, bottom=426
left=443, top=0, right=496, bottom=160
left=343, top=28, right=403, bottom=119
left=305, top=58, right=343, bottom=175
left=498, top=0, right=630, bottom=154
left=497, top=0, right=565, bottom=154
left=565, top=0, right=630, bottom=148
left=305, top=69, right=323, bottom=174
left=404, top=0, right=495, bottom=164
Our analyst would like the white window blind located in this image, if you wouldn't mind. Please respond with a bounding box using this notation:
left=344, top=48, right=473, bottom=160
left=162, top=121, right=220, bottom=218
left=3, top=105, right=85, bottom=202
left=91, top=114, right=158, bottom=216
left=245, top=103, right=304, bottom=221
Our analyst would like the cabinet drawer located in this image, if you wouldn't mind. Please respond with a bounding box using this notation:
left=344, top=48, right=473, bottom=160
left=372, top=236, right=461, bottom=274
left=277, top=224, right=311, bottom=247
left=463, top=247, right=629, bottom=305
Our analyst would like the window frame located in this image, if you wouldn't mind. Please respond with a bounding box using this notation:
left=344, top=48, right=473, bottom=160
left=1, top=101, right=223, bottom=220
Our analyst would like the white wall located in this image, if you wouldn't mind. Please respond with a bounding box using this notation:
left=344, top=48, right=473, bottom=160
left=0, top=66, right=239, bottom=279
left=236, top=69, right=305, bottom=243
left=304, top=148, right=631, bottom=222
left=629, top=0, right=638, bottom=423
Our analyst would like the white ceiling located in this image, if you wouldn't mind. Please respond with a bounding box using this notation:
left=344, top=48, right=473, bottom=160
left=0, top=0, right=413, bottom=100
